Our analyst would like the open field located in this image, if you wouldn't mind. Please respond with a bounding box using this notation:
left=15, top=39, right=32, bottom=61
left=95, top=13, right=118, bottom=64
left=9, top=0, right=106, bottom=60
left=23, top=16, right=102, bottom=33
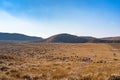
left=0, top=42, right=120, bottom=80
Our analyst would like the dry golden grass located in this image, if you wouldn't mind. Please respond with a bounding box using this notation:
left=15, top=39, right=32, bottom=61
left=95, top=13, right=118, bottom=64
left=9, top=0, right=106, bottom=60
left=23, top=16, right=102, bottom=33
left=0, top=43, right=120, bottom=80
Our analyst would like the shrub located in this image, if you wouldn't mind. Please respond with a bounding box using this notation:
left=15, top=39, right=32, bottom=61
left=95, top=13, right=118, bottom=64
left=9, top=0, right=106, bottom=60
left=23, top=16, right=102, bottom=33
left=22, top=74, right=31, bottom=80
left=83, top=74, right=92, bottom=80
left=108, top=75, right=120, bottom=80
left=0, top=66, right=9, bottom=72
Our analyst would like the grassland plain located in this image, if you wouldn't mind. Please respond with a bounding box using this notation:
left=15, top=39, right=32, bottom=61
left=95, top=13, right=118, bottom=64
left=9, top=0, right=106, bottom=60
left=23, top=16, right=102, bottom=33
left=0, top=43, right=120, bottom=80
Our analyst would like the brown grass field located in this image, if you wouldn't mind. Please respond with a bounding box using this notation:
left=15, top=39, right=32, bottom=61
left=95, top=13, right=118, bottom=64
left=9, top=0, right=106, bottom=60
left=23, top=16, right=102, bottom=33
left=0, top=42, right=120, bottom=80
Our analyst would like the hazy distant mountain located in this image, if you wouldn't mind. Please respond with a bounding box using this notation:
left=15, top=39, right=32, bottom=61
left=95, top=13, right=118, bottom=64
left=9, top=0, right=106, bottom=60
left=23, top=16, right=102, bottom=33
left=0, top=32, right=43, bottom=41
left=42, top=33, right=102, bottom=43
left=0, top=32, right=119, bottom=43
left=100, top=37, right=120, bottom=43
left=102, top=37, right=120, bottom=41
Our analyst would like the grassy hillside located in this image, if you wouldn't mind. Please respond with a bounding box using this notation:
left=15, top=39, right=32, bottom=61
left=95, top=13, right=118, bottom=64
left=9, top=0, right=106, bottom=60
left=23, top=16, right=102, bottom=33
left=0, top=42, right=120, bottom=80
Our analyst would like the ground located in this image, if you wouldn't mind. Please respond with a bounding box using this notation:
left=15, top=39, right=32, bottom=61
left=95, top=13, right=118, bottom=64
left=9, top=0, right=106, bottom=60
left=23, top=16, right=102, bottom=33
left=0, top=43, right=120, bottom=80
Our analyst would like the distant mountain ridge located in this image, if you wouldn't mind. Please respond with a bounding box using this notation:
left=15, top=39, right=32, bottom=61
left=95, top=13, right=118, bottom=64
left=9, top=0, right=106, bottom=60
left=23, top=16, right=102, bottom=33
left=42, top=33, right=101, bottom=43
left=0, top=32, right=43, bottom=41
left=0, top=32, right=120, bottom=43
left=42, top=33, right=120, bottom=43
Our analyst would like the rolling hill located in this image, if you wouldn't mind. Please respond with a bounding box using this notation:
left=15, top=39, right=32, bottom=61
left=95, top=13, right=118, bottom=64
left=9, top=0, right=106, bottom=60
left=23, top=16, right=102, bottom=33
left=42, top=33, right=120, bottom=43
left=42, top=33, right=102, bottom=43
left=0, top=32, right=43, bottom=41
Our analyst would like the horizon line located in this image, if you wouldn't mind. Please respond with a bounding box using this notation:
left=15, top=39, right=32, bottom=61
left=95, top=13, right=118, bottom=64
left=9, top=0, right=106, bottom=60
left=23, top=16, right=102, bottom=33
left=0, top=32, right=120, bottom=39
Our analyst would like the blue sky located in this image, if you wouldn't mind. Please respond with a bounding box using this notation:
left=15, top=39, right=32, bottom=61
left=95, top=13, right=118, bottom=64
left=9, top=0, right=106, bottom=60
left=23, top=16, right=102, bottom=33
left=0, top=0, right=120, bottom=38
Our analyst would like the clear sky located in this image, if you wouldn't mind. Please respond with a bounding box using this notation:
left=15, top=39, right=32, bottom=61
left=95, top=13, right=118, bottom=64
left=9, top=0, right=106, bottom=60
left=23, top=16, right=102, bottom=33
left=0, top=0, right=120, bottom=38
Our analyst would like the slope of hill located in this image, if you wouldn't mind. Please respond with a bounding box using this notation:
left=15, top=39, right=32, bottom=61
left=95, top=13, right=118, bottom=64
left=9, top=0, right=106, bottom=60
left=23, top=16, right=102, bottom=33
left=42, top=33, right=102, bottom=43
left=0, top=32, right=43, bottom=41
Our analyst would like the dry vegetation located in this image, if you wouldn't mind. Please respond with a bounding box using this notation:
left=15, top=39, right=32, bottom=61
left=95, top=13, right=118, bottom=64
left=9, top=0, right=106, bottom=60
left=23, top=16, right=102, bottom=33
left=0, top=42, right=120, bottom=80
